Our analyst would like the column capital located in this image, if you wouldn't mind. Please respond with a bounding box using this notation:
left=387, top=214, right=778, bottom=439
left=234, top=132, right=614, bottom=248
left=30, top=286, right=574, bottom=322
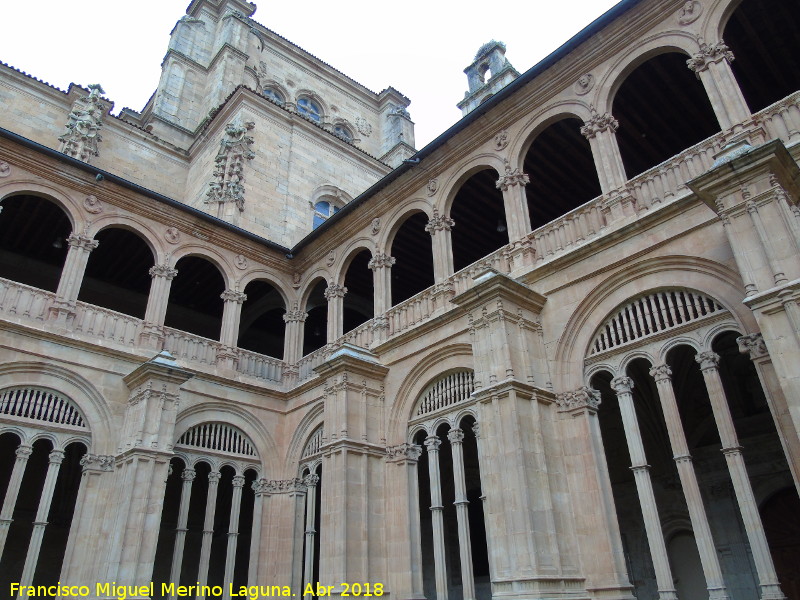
left=447, top=428, right=465, bottom=444
left=611, top=376, right=634, bottom=394
left=695, top=351, right=720, bottom=371
left=220, top=289, right=247, bottom=304
left=737, top=333, right=769, bottom=360
left=66, top=232, right=99, bottom=251
left=181, top=468, right=197, bottom=482
left=386, top=443, right=422, bottom=462
left=303, top=473, right=320, bottom=487
left=149, top=264, right=178, bottom=280
left=425, top=208, right=455, bottom=235
left=15, top=444, right=33, bottom=459
left=324, top=283, right=347, bottom=300
left=232, top=475, right=246, bottom=488
left=251, top=477, right=271, bottom=496
left=580, top=108, right=619, bottom=139
left=368, top=252, right=396, bottom=270
left=49, top=449, right=66, bottom=465
left=556, top=386, right=601, bottom=412
left=283, top=302, right=308, bottom=323
left=496, top=159, right=530, bottom=192
left=649, top=364, right=673, bottom=382
left=687, top=39, right=735, bottom=73
left=79, top=453, right=115, bottom=471
left=424, top=435, right=442, bottom=452
left=207, top=471, right=221, bottom=484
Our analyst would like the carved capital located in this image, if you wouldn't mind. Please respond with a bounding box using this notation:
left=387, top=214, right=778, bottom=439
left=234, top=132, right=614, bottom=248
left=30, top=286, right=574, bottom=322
left=737, top=333, right=768, bottom=360
left=303, top=473, right=320, bottom=487
left=15, top=445, right=33, bottom=459
left=611, top=376, right=634, bottom=395
left=649, top=364, right=673, bottom=382
left=79, top=453, right=115, bottom=471
left=386, top=443, right=422, bottom=462
left=556, top=386, right=601, bottom=412
left=232, top=475, right=246, bottom=488
left=149, top=264, right=178, bottom=280
left=324, top=283, right=347, bottom=300
left=580, top=110, right=619, bottom=139
left=496, top=159, right=530, bottom=191
left=49, top=449, right=66, bottom=465
left=471, top=422, right=481, bottom=439
left=687, top=39, right=734, bottom=73
left=181, top=468, right=197, bottom=482
left=283, top=303, right=308, bottom=323
left=252, top=477, right=271, bottom=495
left=207, top=471, right=221, bottom=484
left=368, top=252, right=396, bottom=270
left=695, top=351, right=720, bottom=371
left=425, top=209, right=455, bottom=235
left=66, top=233, right=99, bottom=251
left=220, top=289, right=247, bottom=304
left=447, top=428, right=465, bottom=444
left=424, top=435, right=441, bottom=452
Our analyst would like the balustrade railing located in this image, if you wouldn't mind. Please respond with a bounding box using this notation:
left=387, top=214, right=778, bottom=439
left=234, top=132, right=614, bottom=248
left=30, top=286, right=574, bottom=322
left=236, top=348, right=283, bottom=382
left=0, top=278, right=53, bottom=323
left=758, top=90, right=800, bottom=146
left=72, top=302, right=142, bottom=345
left=530, top=195, right=606, bottom=261
left=341, top=319, right=375, bottom=349
left=163, top=327, right=221, bottom=366
left=297, top=345, right=330, bottom=382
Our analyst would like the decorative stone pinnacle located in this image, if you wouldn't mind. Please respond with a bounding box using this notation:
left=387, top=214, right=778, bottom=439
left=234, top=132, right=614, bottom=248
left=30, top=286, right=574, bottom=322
left=324, top=283, right=347, bottom=300
left=59, top=84, right=106, bottom=163
left=205, top=120, right=256, bottom=212
left=580, top=109, right=619, bottom=139
left=611, top=376, right=634, bottom=394
left=649, top=364, right=673, bottom=382
left=368, top=252, right=396, bottom=270
left=736, top=333, right=768, bottom=360
left=687, top=39, right=735, bottom=73
left=695, top=351, right=720, bottom=371
left=496, top=159, right=530, bottom=191
left=425, top=209, right=455, bottom=235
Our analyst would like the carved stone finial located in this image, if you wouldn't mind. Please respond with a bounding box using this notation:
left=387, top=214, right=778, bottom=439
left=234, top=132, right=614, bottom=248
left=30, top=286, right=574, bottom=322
left=687, top=39, right=734, bottom=73
left=425, top=209, right=455, bottom=235
left=496, top=159, right=530, bottom=192
left=205, top=120, right=256, bottom=212
left=580, top=108, right=619, bottom=139
left=737, top=333, right=768, bottom=360
left=59, top=85, right=106, bottom=162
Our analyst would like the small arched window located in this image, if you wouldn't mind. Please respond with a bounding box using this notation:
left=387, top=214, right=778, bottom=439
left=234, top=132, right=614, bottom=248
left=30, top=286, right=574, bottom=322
left=312, top=200, right=340, bottom=229
left=263, top=88, right=284, bottom=105
left=297, top=97, right=322, bottom=123
left=333, top=124, right=353, bottom=142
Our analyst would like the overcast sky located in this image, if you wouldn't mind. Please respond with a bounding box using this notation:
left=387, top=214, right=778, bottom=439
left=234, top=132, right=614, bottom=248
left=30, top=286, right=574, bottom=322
left=0, top=0, right=621, bottom=148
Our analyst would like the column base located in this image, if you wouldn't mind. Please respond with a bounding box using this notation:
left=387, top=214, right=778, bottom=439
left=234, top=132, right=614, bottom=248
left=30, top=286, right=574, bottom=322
left=48, top=300, right=76, bottom=328
left=758, top=583, right=788, bottom=600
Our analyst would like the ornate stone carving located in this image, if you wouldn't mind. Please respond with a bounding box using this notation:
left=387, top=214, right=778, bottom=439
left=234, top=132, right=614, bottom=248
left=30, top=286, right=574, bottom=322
left=371, top=316, right=390, bottom=331
left=164, top=227, right=181, bottom=244
left=355, top=117, right=372, bottom=137
left=386, top=443, right=422, bottom=462
left=737, top=333, right=768, bottom=360
left=573, top=73, right=595, bottom=95
left=206, top=120, right=256, bottom=212
left=252, top=478, right=271, bottom=494
left=496, top=159, right=530, bottom=191
left=695, top=351, right=720, bottom=371
left=471, top=422, right=481, bottom=439
left=15, top=445, right=33, bottom=459
left=232, top=475, right=246, bottom=487
left=426, top=178, right=438, bottom=196
left=80, top=453, right=115, bottom=471
left=649, top=364, right=673, bottom=382
left=49, top=449, right=66, bottom=465
left=207, top=471, right=221, bottom=484
left=610, top=376, right=634, bottom=394
left=423, top=435, right=441, bottom=452
left=425, top=209, right=455, bottom=235
left=59, top=84, right=105, bottom=162
left=580, top=109, right=619, bottom=139
left=66, top=233, right=99, bottom=251
left=303, top=473, right=320, bottom=486
left=556, top=387, right=601, bottom=411
left=220, top=289, right=247, bottom=303
left=83, top=195, right=103, bottom=214
left=326, top=250, right=336, bottom=267
left=0, top=161, right=10, bottom=177
left=283, top=303, right=308, bottom=323
left=368, top=252, right=396, bottom=270
left=687, top=39, right=734, bottom=73
left=493, top=130, right=509, bottom=151
left=677, top=0, right=702, bottom=26
left=234, top=254, right=248, bottom=270
left=370, top=218, right=381, bottom=235
left=149, top=264, right=178, bottom=280
left=324, top=283, right=347, bottom=300
left=388, top=105, right=411, bottom=119
left=181, top=468, right=197, bottom=482
left=447, top=428, right=465, bottom=443
left=266, top=477, right=306, bottom=494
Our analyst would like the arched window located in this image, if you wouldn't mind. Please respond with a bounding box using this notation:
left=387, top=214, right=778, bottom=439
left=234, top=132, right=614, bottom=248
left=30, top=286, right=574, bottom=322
left=333, top=124, right=353, bottom=142
left=262, top=88, right=285, bottom=105
left=297, top=97, right=322, bottom=123
left=312, top=200, right=340, bottom=229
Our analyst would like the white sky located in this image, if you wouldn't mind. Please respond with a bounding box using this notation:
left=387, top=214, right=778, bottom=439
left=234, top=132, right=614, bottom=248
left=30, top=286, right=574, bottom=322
left=0, top=0, right=622, bottom=148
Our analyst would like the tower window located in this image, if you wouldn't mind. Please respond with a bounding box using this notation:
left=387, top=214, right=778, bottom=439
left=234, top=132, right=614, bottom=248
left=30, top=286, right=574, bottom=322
left=297, top=97, right=322, bottom=123
left=262, top=88, right=284, bottom=105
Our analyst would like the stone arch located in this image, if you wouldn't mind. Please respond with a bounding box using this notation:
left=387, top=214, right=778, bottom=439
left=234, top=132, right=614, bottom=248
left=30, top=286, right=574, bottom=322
left=299, top=272, right=333, bottom=309
left=169, top=245, right=235, bottom=290
left=618, top=349, right=658, bottom=374
left=440, top=155, right=504, bottom=217
left=554, top=255, right=754, bottom=392
left=89, top=214, right=162, bottom=263
left=512, top=101, right=594, bottom=168
left=334, top=239, right=376, bottom=285
left=0, top=361, right=113, bottom=453
left=706, top=0, right=746, bottom=41
left=284, top=401, right=324, bottom=473
left=379, top=200, right=432, bottom=250
left=386, top=343, right=474, bottom=445
left=239, top=270, right=292, bottom=308
left=0, top=180, right=80, bottom=231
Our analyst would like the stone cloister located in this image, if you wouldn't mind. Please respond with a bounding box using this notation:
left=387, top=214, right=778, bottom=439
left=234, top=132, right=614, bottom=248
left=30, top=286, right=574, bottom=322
left=0, top=0, right=799, bottom=598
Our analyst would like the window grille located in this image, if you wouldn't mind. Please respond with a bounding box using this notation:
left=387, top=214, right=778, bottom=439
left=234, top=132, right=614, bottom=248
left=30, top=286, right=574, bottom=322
left=416, top=370, right=475, bottom=416
left=0, top=387, right=87, bottom=429
left=302, top=426, right=324, bottom=458
left=589, top=289, right=725, bottom=355
left=176, top=423, right=256, bottom=457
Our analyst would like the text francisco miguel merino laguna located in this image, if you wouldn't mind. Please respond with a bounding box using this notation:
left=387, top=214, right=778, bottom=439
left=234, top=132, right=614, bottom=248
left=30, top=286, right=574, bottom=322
left=10, top=582, right=385, bottom=600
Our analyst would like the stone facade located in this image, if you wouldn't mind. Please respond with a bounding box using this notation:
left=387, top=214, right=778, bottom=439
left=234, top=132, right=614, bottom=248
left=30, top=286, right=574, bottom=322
left=0, top=0, right=799, bottom=599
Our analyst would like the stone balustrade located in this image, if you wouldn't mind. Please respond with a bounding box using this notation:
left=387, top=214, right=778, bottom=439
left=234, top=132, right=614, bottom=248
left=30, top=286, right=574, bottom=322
left=73, top=301, right=142, bottom=346
left=162, top=327, right=222, bottom=366
left=235, top=348, right=283, bottom=382
left=0, top=279, right=53, bottom=323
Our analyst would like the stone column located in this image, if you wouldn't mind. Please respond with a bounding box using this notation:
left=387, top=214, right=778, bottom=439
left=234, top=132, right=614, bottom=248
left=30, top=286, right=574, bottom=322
left=49, top=232, right=99, bottom=325
left=610, top=376, right=677, bottom=600
left=248, top=478, right=271, bottom=586
left=197, top=470, right=222, bottom=592
left=687, top=40, right=751, bottom=133
left=448, top=428, right=476, bottom=600
left=302, top=473, right=320, bottom=591
left=283, top=304, right=308, bottom=366
left=737, top=333, right=800, bottom=490
left=18, top=449, right=65, bottom=599
left=222, top=474, right=246, bottom=600
left=0, top=444, right=32, bottom=557
left=496, top=159, right=531, bottom=242
left=369, top=252, right=395, bottom=343
left=169, top=468, right=196, bottom=596
left=695, top=352, right=786, bottom=600
left=580, top=111, right=628, bottom=195
left=649, top=364, right=729, bottom=599
left=324, top=282, right=347, bottom=342
left=141, top=264, right=178, bottom=349
left=217, top=289, right=247, bottom=370
left=424, top=435, right=448, bottom=600
left=425, top=210, right=455, bottom=283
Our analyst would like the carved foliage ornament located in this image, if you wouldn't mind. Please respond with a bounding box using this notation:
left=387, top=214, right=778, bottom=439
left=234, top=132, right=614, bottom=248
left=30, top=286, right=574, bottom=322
left=425, top=209, right=455, bottom=235
left=206, top=120, right=256, bottom=212
left=556, top=387, right=601, bottom=411
left=324, top=283, right=347, bottom=300
left=368, top=252, right=396, bottom=270
left=386, top=443, right=422, bottom=462
left=59, top=84, right=105, bottom=163
left=496, top=159, right=530, bottom=191
left=687, top=39, right=734, bottom=73
left=283, top=303, right=308, bottom=323
left=737, top=332, right=768, bottom=360
left=580, top=108, right=619, bottom=139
